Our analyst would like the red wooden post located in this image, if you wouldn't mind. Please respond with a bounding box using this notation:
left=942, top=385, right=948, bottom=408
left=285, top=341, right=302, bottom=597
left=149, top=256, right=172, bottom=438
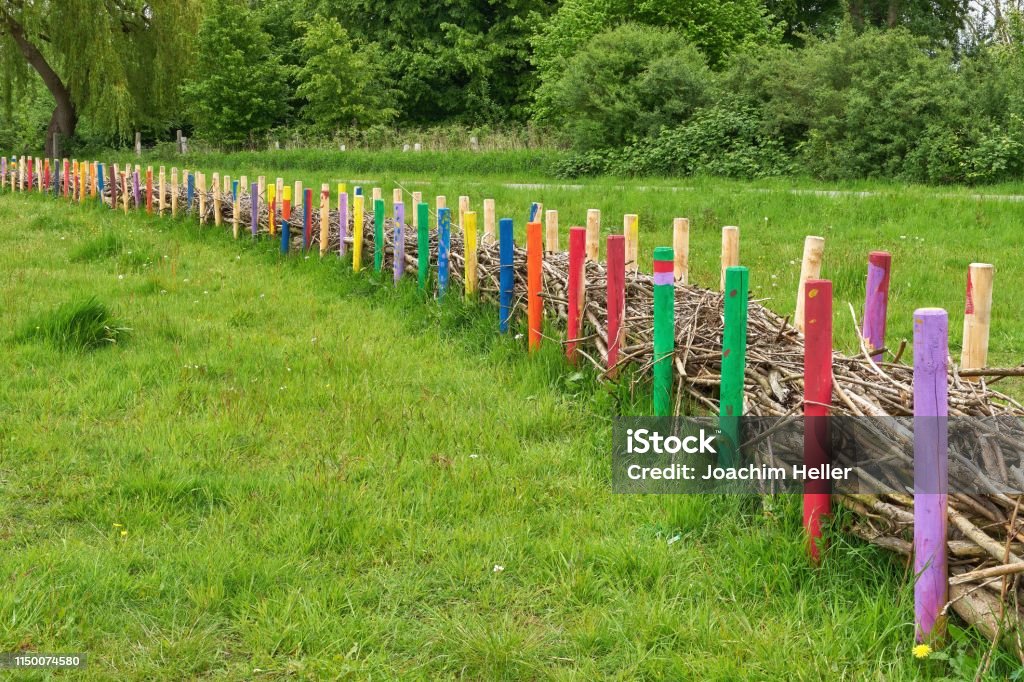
left=566, top=227, right=586, bottom=364
left=803, top=279, right=832, bottom=561
left=606, top=234, right=626, bottom=377
left=527, top=221, right=543, bottom=352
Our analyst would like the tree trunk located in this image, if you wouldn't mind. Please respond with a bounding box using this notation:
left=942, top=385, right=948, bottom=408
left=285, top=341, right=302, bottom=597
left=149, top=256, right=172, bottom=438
left=887, top=0, right=900, bottom=27
left=2, top=12, right=77, bottom=155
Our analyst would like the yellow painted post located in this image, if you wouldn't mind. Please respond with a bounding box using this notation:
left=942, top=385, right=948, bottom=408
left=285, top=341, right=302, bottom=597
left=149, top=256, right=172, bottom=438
left=91, top=162, right=98, bottom=197
left=624, top=213, right=639, bottom=274
left=267, top=183, right=276, bottom=236
left=319, top=183, right=330, bottom=256
left=213, top=172, right=222, bottom=226
left=465, top=210, right=478, bottom=296
left=171, top=168, right=178, bottom=217
left=79, top=161, right=87, bottom=203
left=721, top=226, right=740, bottom=291
left=546, top=209, right=559, bottom=254
left=158, top=167, right=166, bottom=215
left=198, top=172, right=207, bottom=225
left=121, top=170, right=129, bottom=214
left=353, top=193, right=364, bottom=272
left=483, top=198, right=496, bottom=244
left=586, top=209, right=600, bottom=261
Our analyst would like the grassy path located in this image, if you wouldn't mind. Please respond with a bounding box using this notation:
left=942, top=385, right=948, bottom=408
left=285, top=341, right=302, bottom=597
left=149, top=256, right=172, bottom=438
left=0, top=193, right=1009, bottom=679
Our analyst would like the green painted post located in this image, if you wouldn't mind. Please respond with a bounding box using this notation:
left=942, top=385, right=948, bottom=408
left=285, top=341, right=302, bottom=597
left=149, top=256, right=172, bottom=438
left=719, top=266, right=749, bottom=467
left=653, top=247, right=675, bottom=416
left=417, top=202, right=429, bottom=290
left=374, top=198, right=385, bottom=272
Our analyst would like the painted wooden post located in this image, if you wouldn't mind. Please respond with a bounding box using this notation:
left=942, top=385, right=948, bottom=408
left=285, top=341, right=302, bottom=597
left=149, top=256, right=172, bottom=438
left=91, top=162, right=97, bottom=196
left=158, top=167, right=166, bottom=215
left=459, top=195, right=470, bottom=233
left=721, top=226, right=740, bottom=291
left=107, top=164, right=115, bottom=207
left=803, top=279, right=833, bottom=561
left=673, top=218, right=689, bottom=283
left=545, top=210, right=559, bottom=254
left=282, top=185, right=291, bottom=223
left=374, top=198, right=385, bottom=272
left=353, top=193, right=364, bottom=272
left=465, top=211, right=478, bottom=296
left=436, top=195, right=446, bottom=210
left=281, top=218, right=290, bottom=255
left=393, top=201, right=406, bottom=284
left=187, top=172, right=194, bottom=213
left=212, top=172, right=221, bottom=225
left=319, top=184, right=330, bottom=256
left=417, top=202, right=429, bottom=290
left=961, top=263, right=994, bottom=380
left=624, top=214, right=639, bottom=274
left=863, top=251, right=891, bottom=362
left=527, top=221, right=543, bottom=352
left=529, top=202, right=542, bottom=224
left=586, top=209, right=600, bottom=261
left=257, top=176, right=266, bottom=208
left=122, top=171, right=129, bottom=214
left=171, top=168, right=179, bottom=217
left=133, top=168, right=141, bottom=210
left=411, top=191, right=422, bottom=214
left=250, top=182, right=258, bottom=237
left=499, top=217, right=515, bottom=333
left=232, top=180, right=240, bottom=239
left=267, top=183, right=276, bottom=236
left=303, top=188, right=312, bottom=251
left=295, top=181, right=303, bottom=218
left=275, top=178, right=284, bottom=223
left=438, top=207, right=452, bottom=298
left=606, top=235, right=626, bottom=378
left=795, top=236, right=825, bottom=333
left=197, top=172, right=206, bottom=224
left=63, top=159, right=69, bottom=198
left=338, top=187, right=348, bottom=257
left=914, top=307, right=949, bottom=643
left=566, top=227, right=586, bottom=362
left=145, top=167, right=153, bottom=214
left=720, top=266, right=749, bottom=467
left=354, top=186, right=362, bottom=197
left=95, top=162, right=103, bottom=199
left=483, top=198, right=496, bottom=243
left=26, top=157, right=32, bottom=191
left=653, top=247, right=676, bottom=416
left=372, top=187, right=382, bottom=203
left=43, top=158, right=50, bottom=193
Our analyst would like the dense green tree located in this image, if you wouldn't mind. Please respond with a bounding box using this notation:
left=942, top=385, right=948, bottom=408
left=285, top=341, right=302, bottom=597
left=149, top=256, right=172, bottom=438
left=295, top=15, right=397, bottom=132
left=181, top=0, right=288, bottom=145
left=0, top=0, right=198, bottom=155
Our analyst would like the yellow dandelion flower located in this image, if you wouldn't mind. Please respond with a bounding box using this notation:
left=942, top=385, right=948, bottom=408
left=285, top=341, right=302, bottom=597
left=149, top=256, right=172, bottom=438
left=113, top=523, right=123, bottom=528
left=120, top=530, right=128, bottom=537
left=912, top=644, right=932, bottom=659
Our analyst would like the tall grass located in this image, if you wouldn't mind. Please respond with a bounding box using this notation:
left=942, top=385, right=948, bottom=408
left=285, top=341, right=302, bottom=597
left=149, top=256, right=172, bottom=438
left=18, top=296, right=131, bottom=350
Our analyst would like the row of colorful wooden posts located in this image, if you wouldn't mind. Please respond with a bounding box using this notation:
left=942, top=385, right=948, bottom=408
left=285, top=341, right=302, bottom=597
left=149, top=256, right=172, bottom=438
left=3, top=153, right=999, bottom=645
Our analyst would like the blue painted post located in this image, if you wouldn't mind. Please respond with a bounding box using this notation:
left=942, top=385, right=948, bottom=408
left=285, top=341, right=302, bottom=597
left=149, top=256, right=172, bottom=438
left=393, top=201, right=405, bottom=284
left=97, top=163, right=105, bottom=198
left=250, top=182, right=258, bottom=237
left=232, top=180, right=238, bottom=201
left=438, top=207, right=451, bottom=299
left=187, top=173, right=194, bottom=212
left=499, top=218, right=514, bottom=333
left=281, top=219, right=290, bottom=255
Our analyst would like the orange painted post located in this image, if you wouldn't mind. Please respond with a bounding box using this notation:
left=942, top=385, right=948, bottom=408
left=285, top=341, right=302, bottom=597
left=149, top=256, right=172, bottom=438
left=527, top=221, right=543, bottom=352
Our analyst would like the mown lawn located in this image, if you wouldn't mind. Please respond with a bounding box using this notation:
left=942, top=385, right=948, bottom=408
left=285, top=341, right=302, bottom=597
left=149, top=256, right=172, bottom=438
left=0, top=189, right=1017, bottom=679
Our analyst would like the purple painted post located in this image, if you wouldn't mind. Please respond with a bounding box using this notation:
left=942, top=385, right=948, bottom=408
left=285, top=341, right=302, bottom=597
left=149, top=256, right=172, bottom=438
left=250, top=183, right=258, bottom=237
left=913, top=308, right=948, bottom=644
left=863, top=251, right=891, bottom=362
left=1, top=158, right=6, bottom=186
left=393, top=201, right=405, bottom=284
left=133, top=170, right=141, bottom=208
left=339, top=192, right=348, bottom=257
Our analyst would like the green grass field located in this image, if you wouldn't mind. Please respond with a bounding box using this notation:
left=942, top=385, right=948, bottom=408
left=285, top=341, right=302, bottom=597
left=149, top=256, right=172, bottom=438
left=1, top=160, right=1022, bottom=678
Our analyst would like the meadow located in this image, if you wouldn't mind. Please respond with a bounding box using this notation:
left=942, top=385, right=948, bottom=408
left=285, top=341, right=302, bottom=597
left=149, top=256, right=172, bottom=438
left=1, top=155, right=1023, bottom=678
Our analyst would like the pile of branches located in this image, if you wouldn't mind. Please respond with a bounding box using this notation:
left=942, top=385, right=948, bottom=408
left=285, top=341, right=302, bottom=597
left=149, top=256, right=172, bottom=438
left=116, top=183, right=1024, bottom=647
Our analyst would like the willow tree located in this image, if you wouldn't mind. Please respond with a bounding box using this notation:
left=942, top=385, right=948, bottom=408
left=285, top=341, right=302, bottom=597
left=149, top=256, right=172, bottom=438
left=0, top=0, right=198, bottom=154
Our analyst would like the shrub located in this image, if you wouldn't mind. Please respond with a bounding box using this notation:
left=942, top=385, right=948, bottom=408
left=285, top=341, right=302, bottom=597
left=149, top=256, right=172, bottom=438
left=544, top=24, right=714, bottom=150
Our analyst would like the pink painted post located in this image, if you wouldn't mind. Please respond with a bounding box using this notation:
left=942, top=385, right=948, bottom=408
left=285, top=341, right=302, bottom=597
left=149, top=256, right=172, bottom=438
left=606, top=235, right=625, bottom=377
left=913, top=308, right=948, bottom=644
left=862, top=251, right=891, bottom=362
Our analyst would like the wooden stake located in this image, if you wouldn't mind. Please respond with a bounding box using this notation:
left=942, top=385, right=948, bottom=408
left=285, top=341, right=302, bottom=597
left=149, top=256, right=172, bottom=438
left=459, top=195, right=470, bottom=232
left=586, top=209, right=600, bottom=261
left=250, top=183, right=258, bottom=237
left=566, top=227, right=586, bottom=362
left=673, top=218, right=689, bottom=283
left=795, top=236, right=825, bottom=333
left=436, top=195, right=446, bottom=210
left=232, top=180, right=240, bottom=238
left=393, top=187, right=403, bottom=206
left=338, top=187, right=348, bottom=257
left=914, top=307, right=949, bottom=643
left=267, top=183, right=276, bottom=236
left=393, top=201, right=405, bottom=284
left=353, top=194, right=364, bottom=272
left=961, top=263, right=994, bottom=380
left=483, top=198, right=496, bottom=244
left=545, top=210, right=559, bottom=254
left=158, top=167, right=166, bottom=215
left=198, top=172, right=207, bottom=224
left=212, top=172, right=221, bottom=225
left=465, top=210, right=478, bottom=296
left=527, top=220, right=543, bottom=351
left=803, top=279, right=833, bottom=561
left=319, top=184, right=330, bottom=256
left=721, top=226, right=739, bottom=291
left=372, top=187, right=382, bottom=203
left=653, top=247, right=675, bottom=416
left=499, top=218, right=515, bottom=332
left=606, top=235, right=626, bottom=378
left=122, top=171, right=129, bottom=214
left=624, top=214, right=639, bottom=274
left=863, top=251, right=891, bottom=362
